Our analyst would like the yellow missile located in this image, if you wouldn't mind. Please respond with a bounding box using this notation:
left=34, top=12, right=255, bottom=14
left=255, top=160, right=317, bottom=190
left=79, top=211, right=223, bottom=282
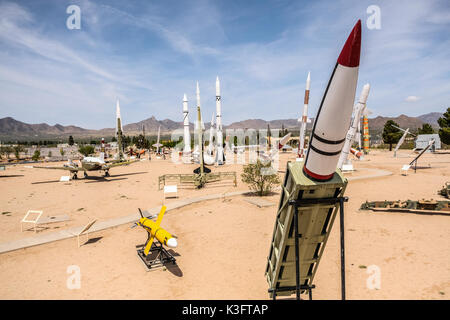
left=137, top=205, right=178, bottom=256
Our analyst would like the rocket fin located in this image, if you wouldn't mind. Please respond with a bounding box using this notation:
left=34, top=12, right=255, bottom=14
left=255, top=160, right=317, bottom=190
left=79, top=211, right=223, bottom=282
left=155, top=205, right=167, bottom=227
left=144, top=235, right=155, bottom=256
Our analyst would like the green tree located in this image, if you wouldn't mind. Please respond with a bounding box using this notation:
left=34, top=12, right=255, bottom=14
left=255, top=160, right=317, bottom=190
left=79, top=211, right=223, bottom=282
left=2, top=146, right=13, bottom=159
left=32, top=150, right=40, bottom=161
left=418, top=123, right=434, bottom=134
left=13, top=145, right=24, bottom=159
left=382, top=120, right=402, bottom=151
left=60, top=148, right=65, bottom=156
left=78, top=145, right=95, bottom=157
left=241, top=160, right=280, bottom=196
left=48, top=150, right=52, bottom=158
left=68, top=135, right=74, bottom=146
left=438, top=108, right=450, bottom=145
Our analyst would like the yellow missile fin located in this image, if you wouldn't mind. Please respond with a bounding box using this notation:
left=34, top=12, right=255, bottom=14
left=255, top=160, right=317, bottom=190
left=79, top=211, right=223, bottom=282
left=144, top=234, right=155, bottom=256
left=143, top=206, right=166, bottom=256
left=155, top=205, right=167, bottom=227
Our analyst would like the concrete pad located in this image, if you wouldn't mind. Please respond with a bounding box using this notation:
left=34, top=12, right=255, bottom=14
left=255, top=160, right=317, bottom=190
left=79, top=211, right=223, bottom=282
left=245, top=198, right=275, bottom=208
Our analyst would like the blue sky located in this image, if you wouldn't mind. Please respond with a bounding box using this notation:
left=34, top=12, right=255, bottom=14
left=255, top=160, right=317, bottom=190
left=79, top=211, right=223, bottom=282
left=0, top=0, right=449, bottom=129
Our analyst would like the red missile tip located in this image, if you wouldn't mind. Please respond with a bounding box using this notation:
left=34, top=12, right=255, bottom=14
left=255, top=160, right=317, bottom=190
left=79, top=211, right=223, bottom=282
left=337, top=19, right=361, bottom=67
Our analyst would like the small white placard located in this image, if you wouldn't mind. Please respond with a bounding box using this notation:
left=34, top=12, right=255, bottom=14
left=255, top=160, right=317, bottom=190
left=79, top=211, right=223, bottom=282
left=60, top=176, right=71, bottom=182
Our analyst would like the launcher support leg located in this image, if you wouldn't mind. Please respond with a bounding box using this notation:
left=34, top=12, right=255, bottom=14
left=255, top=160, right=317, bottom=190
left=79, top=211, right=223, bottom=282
left=339, top=197, right=346, bottom=300
left=294, top=205, right=300, bottom=300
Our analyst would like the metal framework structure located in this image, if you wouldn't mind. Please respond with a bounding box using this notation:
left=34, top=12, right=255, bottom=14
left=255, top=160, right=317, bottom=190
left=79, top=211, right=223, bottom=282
left=137, top=240, right=176, bottom=271
left=266, top=161, right=348, bottom=300
left=158, top=172, right=237, bottom=190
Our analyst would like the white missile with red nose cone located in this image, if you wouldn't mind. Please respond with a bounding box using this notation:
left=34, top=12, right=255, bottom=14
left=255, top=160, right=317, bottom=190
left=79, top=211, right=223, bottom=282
left=215, top=76, right=224, bottom=165
left=337, top=83, right=370, bottom=169
left=298, top=72, right=310, bottom=159
left=303, top=20, right=362, bottom=181
left=182, top=94, right=191, bottom=156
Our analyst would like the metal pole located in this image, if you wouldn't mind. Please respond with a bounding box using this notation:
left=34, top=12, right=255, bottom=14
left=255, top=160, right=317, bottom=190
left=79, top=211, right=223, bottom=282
left=294, top=205, right=300, bottom=300
left=339, top=198, right=346, bottom=300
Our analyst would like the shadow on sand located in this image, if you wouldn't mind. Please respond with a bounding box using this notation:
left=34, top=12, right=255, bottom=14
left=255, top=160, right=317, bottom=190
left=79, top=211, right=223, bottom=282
left=0, top=175, right=24, bottom=178
left=31, top=171, right=148, bottom=184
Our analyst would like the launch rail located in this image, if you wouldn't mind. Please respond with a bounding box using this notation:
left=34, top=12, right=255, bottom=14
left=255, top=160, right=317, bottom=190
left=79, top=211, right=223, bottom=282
left=137, top=241, right=176, bottom=271
left=269, top=196, right=348, bottom=300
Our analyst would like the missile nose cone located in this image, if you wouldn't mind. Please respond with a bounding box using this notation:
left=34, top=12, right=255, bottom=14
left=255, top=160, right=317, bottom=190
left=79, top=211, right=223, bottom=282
left=359, top=84, right=371, bottom=103
left=167, top=238, right=178, bottom=248
left=337, top=19, right=361, bottom=67
left=116, top=100, right=121, bottom=118
left=183, top=93, right=187, bottom=101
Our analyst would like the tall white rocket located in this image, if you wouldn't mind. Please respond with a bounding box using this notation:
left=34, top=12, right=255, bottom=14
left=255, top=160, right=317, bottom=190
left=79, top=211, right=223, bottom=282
left=298, top=72, right=310, bottom=158
left=193, top=81, right=203, bottom=161
left=337, top=83, right=371, bottom=169
left=215, top=76, right=224, bottom=165
left=195, top=81, right=204, bottom=130
left=182, top=94, right=191, bottom=155
left=207, top=113, right=215, bottom=156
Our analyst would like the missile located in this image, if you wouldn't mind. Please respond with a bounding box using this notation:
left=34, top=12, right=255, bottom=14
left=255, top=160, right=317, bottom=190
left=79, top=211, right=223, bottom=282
left=394, top=128, right=409, bottom=157
left=215, top=76, right=224, bottom=165
left=153, top=125, right=163, bottom=154
left=116, top=99, right=124, bottom=160
left=182, top=94, right=191, bottom=155
left=278, top=132, right=292, bottom=149
left=362, top=109, right=370, bottom=155
left=350, top=147, right=363, bottom=159
left=337, top=83, right=370, bottom=169
left=195, top=81, right=205, bottom=130
left=298, top=72, right=311, bottom=158
left=303, top=20, right=362, bottom=181
left=207, top=113, right=215, bottom=156
left=137, top=206, right=177, bottom=256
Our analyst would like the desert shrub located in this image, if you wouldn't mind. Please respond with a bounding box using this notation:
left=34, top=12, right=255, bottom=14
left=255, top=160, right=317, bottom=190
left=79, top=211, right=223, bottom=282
left=241, top=160, right=280, bottom=196
left=32, top=150, right=40, bottom=161
left=78, top=145, right=95, bottom=157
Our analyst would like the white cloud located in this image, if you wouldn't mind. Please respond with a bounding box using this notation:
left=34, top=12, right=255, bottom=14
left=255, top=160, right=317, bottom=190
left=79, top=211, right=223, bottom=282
left=405, top=96, right=420, bottom=102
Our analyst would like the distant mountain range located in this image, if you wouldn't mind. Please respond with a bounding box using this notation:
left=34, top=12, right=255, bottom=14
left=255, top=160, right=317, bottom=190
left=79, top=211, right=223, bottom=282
left=0, top=112, right=443, bottom=141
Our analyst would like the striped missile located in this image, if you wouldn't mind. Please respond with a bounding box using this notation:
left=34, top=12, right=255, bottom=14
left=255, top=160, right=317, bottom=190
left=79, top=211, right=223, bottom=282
left=303, top=20, right=362, bottom=181
left=298, top=72, right=310, bottom=158
left=182, top=94, right=191, bottom=155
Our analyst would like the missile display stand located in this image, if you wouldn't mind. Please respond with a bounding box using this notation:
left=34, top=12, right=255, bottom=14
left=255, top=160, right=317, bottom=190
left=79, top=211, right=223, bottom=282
left=266, top=161, right=349, bottom=300
left=137, top=238, right=176, bottom=271
left=269, top=196, right=349, bottom=300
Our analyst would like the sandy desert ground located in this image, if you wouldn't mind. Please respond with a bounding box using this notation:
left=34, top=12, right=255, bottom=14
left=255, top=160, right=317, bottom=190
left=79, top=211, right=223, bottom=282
left=0, top=150, right=449, bottom=299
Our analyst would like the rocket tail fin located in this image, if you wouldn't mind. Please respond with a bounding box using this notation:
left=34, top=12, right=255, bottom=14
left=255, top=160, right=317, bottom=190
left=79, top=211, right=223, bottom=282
left=155, top=205, right=167, bottom=227
left=144, top=235, right=155, bottom=256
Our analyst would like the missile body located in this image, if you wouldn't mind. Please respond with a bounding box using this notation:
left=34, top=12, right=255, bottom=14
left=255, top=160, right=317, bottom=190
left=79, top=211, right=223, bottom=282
left=394, top=128, right=409, bottom=157
left=215, top=76, right=224, bottom=165
left=298, top=72, right=311, bottom=158
left=137, top=206, right=177, bottom=256
left=153, top=125, right=163, bottom=154
left=197, top=106, right=204, bottom=175
left=207, top=113, right=215, bottom=156
left=182, top=94, right=191, bottom=155
left=101, top=138, right=105, bottom=153
left=193, top=82, right=204, bottom=162
left=350, top=147, right=363, bottom=159
left=278, top=132, right=292, bottom=149
left=116, top=99, right=124, bottom=160
left=337, top=83, right=370, bottom=169
left=303, top=20, right=362, bottom=181
left=138, top=217, right=177, bottom=248
left=363, top=113, right=370, bottom=155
